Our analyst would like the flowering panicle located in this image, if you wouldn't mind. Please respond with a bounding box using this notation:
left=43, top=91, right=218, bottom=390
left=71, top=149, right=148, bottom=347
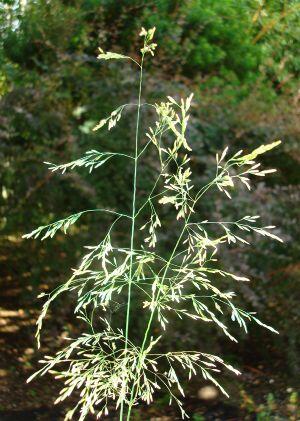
left=24, top=28, right=281, bottom=420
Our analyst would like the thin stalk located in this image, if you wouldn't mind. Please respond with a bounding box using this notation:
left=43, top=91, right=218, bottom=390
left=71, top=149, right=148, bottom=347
left=119, top=54, right=144, bottom=421
left=125, top=227, right=186, bottom=420
left=126, top=177, right=220, bottom=420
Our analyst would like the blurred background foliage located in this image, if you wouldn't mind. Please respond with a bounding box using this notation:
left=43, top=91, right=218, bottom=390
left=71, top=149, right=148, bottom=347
left=0, top=0, right=299, bottom=419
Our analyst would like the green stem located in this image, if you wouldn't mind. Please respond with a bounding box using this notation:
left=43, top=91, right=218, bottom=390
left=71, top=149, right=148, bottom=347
left=119, top=54, right=144, bottom=421
left=126, top=177, right=220, bottom=420
left=125, top=226, right=186, bottom=420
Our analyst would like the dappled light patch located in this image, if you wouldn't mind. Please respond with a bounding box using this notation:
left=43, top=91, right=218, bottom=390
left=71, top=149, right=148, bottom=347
left=0, top=369, right=8, bottom=378
left=197, top=385, right=219, bottom=401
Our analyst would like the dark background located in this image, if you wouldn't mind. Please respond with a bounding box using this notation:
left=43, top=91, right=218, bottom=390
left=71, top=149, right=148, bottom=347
left=0, top=1, right=299, bottom=419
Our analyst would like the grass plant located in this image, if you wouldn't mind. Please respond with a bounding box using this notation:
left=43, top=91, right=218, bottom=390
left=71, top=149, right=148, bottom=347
left=24, top=28, right=282, bottom=420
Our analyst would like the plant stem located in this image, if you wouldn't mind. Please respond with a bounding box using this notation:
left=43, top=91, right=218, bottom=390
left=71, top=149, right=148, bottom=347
left=119, top=54, right=144, bottom=421
left=125, top=226, right=185, bottom=419
left=125, top=179, right=218, bottom=420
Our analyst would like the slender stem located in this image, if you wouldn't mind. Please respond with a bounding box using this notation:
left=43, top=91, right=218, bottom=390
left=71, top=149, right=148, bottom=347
left=125, top=70, right=224, bottom=420
left=142, top=181, right=216, bottom=341
left=125, top=227, right=186, bottom=419
left=137, top=139, right=152, bottom=158
left=126, top=176, right=221, bottom=420
left=126, top=53, right=144, bottom=344
left=119, top=54, right=144, bottom=421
